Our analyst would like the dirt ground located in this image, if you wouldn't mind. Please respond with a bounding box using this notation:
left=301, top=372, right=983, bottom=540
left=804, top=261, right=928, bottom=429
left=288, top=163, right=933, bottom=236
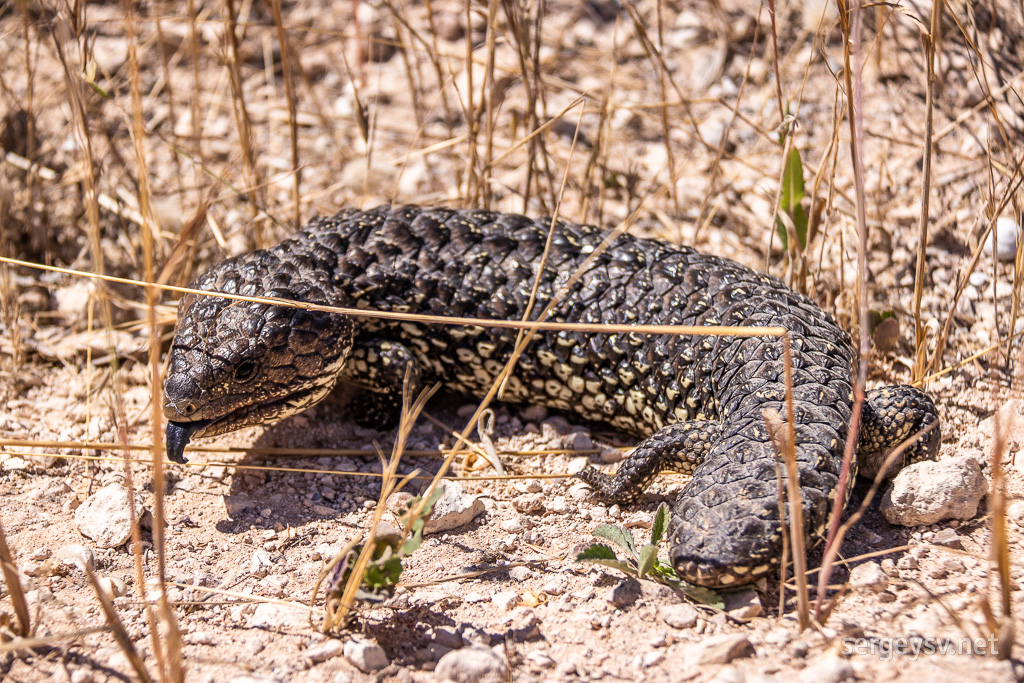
left=2, top=0, right=1024, bottom=681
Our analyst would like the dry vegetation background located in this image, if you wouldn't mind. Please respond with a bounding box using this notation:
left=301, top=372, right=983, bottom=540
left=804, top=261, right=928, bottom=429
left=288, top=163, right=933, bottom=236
left=2, top=0, right=1024, bottom=681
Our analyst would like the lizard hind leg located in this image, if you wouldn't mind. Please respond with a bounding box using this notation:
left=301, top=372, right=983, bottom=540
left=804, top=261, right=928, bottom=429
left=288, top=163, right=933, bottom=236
left=858, top=385, right=941, bottom=480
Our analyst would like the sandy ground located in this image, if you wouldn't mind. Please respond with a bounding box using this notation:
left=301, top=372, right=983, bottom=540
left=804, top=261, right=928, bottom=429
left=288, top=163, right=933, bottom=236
left=2, top=1, right=1024, bottom=681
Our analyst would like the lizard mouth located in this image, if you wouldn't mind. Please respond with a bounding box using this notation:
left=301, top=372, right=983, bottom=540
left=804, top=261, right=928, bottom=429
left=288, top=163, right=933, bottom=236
left=164, top=382, right=336, bottom=464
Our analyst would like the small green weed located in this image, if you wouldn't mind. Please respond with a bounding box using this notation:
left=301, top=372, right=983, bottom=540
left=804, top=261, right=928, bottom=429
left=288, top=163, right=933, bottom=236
left=576, top=502, right=723, bottom=608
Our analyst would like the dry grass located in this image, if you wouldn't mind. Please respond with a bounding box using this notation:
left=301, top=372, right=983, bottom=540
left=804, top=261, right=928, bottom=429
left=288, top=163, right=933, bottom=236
left=1, top=0, right=1023, bottom=679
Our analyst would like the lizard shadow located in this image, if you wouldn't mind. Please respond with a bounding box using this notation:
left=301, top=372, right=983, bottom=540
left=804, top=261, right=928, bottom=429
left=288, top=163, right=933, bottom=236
left=210, top=385, right=478, bottom=535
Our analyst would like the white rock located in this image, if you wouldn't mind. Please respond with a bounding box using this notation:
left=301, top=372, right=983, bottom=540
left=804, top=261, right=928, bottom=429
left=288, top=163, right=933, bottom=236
left=525, top=650, right=555, bottom=668
left=508, top=566, right=532, bottom=582
left=1, top=456, right=27, bottom=471
left=568, top=481, right=593, bottom=501
left=547, top=496, right=569, bottom=514
left=343, top=637, right=388, bottom=672
left=641, top=651, right=665, bottom=667
left=74, top=483, right=145, bottom=548
left=492, top=591, right=518, bottom=610
left=881, top=456, right=988, bottom=526
left=799, top=655, right=854, bottom=683
left=983, top=216, right=1021, bottom=262
left=660, top=602, right=700, bottom=629
left=724, top=589, right=762, bottom=618
left=305, top=639, right=344, bottom=663
left=435, top=645, right=509, bottom=683
left=687, top=634, right=755, bottom=664
left=96, top=575, right=127, bottom=598
left=848, top=562, right=887, bottom=591
left=249, top=603, right=308, bottom=629
left=499, top=518, right=524, bottom=533
left=250, top=549, right=274, bottom=577
left=55, top=545, right=95, bottom=573
left=424, top=480, right=485, bottom=533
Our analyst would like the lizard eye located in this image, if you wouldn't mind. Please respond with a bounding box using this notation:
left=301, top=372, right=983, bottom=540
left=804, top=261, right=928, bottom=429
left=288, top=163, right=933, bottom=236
left=234, top=361, right=259, bottom=383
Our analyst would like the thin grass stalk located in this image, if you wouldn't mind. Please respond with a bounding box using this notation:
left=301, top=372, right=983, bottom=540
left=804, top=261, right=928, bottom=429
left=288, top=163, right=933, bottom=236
left=422, top=0, right=455, bottom=135
left=985, top=407, right=1014, bottom=659
left=0, top=252, right=788, bottom=338
left=270, top=0, right=302, bottom=230
left=529, top=0, right=557, bottom=210
left=500, top=0, right=540, bottom=210
left=781, top=336, right=808, bottom=629
left=816, top=0, right=870, bottom=621
left=0, top=626, right=110, bottom=654
left=330, top=380, right=436, bottom=628
left=0, top=192, right=21, bottom=374
left=766, top=0, right=785, bottom=122
left=0, top=437, right=603, bottom=459
left=123, top=3, right=181, bottom=679
left=392, top=14, right=425, bottom=130
left=479, top=0, right=499, bottom=207
left=928, top=172, right=1024, bottom=375
left=815, top=421, right=939, bottom=619
left=0, top=517, right=30, bottom=637
left=653, top=0, right=679, bottom=215
left=769, top=423, right=790, bottom=620
left=185, top=0, right=204, bottom=192
left=498, top=101, right=584, bottom=398
left=222, top=0, right=264, bottom=243
left=50, top=5, right=104, bottom=279
left=912, top=0, right=942, bottom=383
left=84, top=567, right=153, bottom=683
left=462, top=0, right=479, bottom=201
left=152, top=0, right=185, bottom=199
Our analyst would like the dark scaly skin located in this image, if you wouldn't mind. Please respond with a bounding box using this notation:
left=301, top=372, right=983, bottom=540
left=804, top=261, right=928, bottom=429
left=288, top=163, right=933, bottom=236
left=163, top=205, right=941, bottom=588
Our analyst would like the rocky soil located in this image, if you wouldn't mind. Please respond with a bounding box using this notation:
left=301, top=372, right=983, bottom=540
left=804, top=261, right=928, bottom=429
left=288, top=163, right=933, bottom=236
left=2, top=1, right=1024, bottom=681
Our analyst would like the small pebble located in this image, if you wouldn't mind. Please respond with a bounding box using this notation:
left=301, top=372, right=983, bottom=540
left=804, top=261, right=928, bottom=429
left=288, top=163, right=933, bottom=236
left=56, top=545, right=95, bottom=573
left=849, top=561, right=887, bottom=591
left=660, top=603, right=699, bottom=629
left=492, top=591, right=518, bottom=610
left=508, top=566, right=532, bottom=582
left=641, top=650, right=665, bottom=667
left=500, top=518, right=524, bottom=533
left=74, top=483, right=145, bottom=549
left=526, top=650, right=555, bottom=668
left=931, top=528, right=962, bottom=548
left=435, top=645, right=508, bottom=683
left=342, top=637, right=388, bottom=672
left=983, top=216, right=1021, bottom=262
left=305, top=639, right=343, bottom=663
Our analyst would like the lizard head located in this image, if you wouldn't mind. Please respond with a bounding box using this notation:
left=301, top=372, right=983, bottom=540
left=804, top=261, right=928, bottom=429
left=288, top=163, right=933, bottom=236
left=163, top=250, right=352, bottom=463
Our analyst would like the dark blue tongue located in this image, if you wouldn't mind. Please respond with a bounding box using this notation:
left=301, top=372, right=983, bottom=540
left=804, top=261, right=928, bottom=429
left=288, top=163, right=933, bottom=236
left=166, top=419, right=215, bottom=464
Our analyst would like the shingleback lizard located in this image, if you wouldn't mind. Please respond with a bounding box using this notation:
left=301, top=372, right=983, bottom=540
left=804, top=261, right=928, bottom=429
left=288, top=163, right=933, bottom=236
left=163, top=205, right=940, bottom=588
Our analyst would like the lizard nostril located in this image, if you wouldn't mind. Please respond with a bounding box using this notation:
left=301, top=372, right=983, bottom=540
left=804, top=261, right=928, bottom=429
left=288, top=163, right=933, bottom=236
left=183, top=402, right=197, bottom=416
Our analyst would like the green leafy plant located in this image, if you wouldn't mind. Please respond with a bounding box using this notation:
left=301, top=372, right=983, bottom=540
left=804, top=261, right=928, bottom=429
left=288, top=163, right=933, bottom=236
left=314, top=483, right=444, bottom=623
left=576, top=502, right=723, bottom=608
left=776, top=145, right=809, bottom=254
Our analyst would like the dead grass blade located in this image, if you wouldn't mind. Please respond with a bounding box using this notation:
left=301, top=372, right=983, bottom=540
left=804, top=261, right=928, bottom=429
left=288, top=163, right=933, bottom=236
left=222, top=0, right=264, bottom=242
left=85, top=565, right=153, bottom=683
left=983, top=403, right=1015, bottom=659
left=911, top=0, right=942, bottom=383
left=0, top=517, right=30, bottom=638
left=813, top=420, right=939, bottom=620
left=320, top=375, right=437, bottom=630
